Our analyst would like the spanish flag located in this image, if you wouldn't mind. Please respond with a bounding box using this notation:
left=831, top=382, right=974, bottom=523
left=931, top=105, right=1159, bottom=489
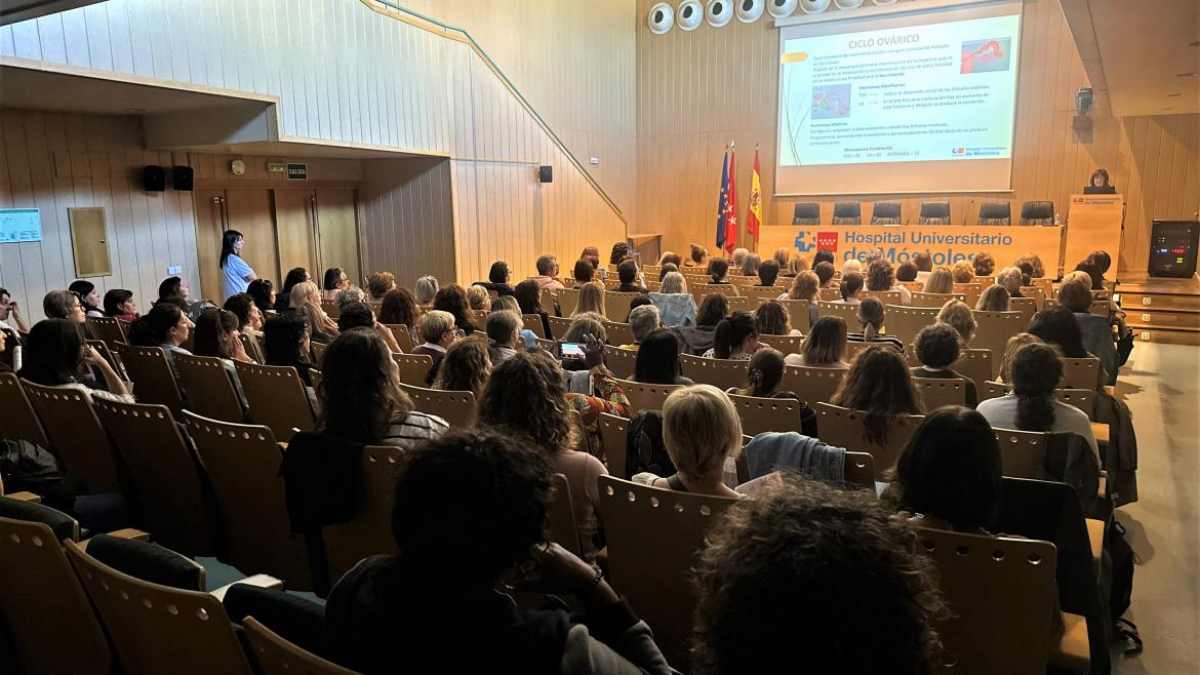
left=747, top=147, right=762, bottom=243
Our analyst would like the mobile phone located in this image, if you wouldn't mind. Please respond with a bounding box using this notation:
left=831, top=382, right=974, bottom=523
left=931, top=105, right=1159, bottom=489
left=560, top=342, right=585, bottom=358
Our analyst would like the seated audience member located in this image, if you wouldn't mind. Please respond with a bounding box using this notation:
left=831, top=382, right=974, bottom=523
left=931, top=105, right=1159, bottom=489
left=319, top=329, right=448, bottom=447
left=129, top=302, right=194, bottom=378
left=337, top=302, right=401, bottom=353
left=326, top=430, right=672, bottom=675
left=757, top=260, right=781, bottom=287
left=972, top=253, right=996, bottom=278
left=659, top=262, right=678, bottom=281
left=998, top=333, right=1041, bottom=384
left=617, top=259, right=647, bottom=294
left=936, top=300, right=976, bottom=345
left=754, top=301, right=799, bottom=336
left=478, top=352, right=610, bottom=558
left=533, top=255, right=566, bottom=290
left=707, top=257, right=731, bottom=284
left=625, top=295, right=653, bottom=323
left=412, top=310, right=460, bottom=386
left=977, top=342, right=1100, bottom=462
left=838, top=272, right=865, bottom=305
left=996, top=266, right=1023, bottom=297
left=814, top=261, right=836, bottom=289
left=895, top=262, right=918, bottom=283
left=610, top=242, right=632, bottom=265
left=415, top=275, right=440, bottom=309
left=580, top=246, right=602, bottom=269
left=740, top=253, right=761, bottom=278
left=785, top=316, right=848, bottom=368
left=866, top=259, right=911, bottom=304
left=434, top=284, right=476, bottom=335
left=1014, top=260, right=1034, bottom=287
left=728, top=349, right=813, bottom=437
left=69, top=281, right=104, bottom=318
left=322, top=267, right=349, bottom=302
left=634, top=329, right=693, bottom=386
left=692, top=476, right=944, bottom=675
left=263, top=314, right=316, bottom=388
left=923, top=267, right=954, bottom=294
left=1028, top=305, right=1104, bottom=380
left=831, top=346, right=924, bottom=445
left=515, top=278, right=552, bottom=337
left=813, top=250, right=836, bottom=268
left=247, top=279, right=275, bottom=316
left=678, top=294, right=728, bottom=356
left=223, top=293, right=264, bottom=359
left=705, top=311, right=759, bottom=360
left=1055, top=282, right=1118, bottom=385
left=951, top=261, right=975, bottom=284
left=780, top=271, right=821, bottom=328
left=772, top=248, right=792, bottom=273
left=660, top=251, right=683, bottom=268
left=1027, top=254, right=1047, bottom=279
left=290, top=281, right=339, bottom=344
left=848, top=298, right=904, bottom=352
left=912, top=251, right=933, bottom=284
left=730, top=248, right=750, bottom=270
left=976, top=284, right=1010, bottom=312
left=466, top=285, right=490, bottom=312
left=379, top=287, right=420, bottom=328
left=492, top=295, right=521, bottom=314
left=573, top=281, right=607, bottom=318
left=433, top=336, right=491, bottom=398
left=686, top=243, right=708, bottom=268
left=623, top=304, right=662, bottom=350
left=43, top=289, right=86, bottom=325
left=0, top=287, right=29, bottom=341
left=103, top=289, right=138, bottom=322
left=572, top=258, right=596, bottom=287
left=485, top=310, right=522, bottom=365
left=336, top=287, right=366, bottom=308
left=649, top=272, right=696, bottom=328
left=1087, top=250, right=1112, bottom=280
left=841, top=259, right=862, bottom=278
left=366, top=272, right=396, bottom=302
left=192, top=308, right=253, bottom=410
left=563, top=313, right=607, bottom=350
left=485, top=260, right=516, bottom=297
left=911, top=323, right=978, bottom=406
left=632, top=385, right=742, bottom=497
left=20, top=318, right=132, bottom=402
left=276, top=268, right=311, bottom=313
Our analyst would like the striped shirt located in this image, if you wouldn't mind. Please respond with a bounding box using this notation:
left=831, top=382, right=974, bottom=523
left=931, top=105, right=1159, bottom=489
left=379, top=411, right=450, bottom=449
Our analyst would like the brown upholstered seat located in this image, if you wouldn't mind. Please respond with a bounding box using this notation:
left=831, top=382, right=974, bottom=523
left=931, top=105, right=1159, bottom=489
left=399, top=383, right=475, bottom=427
left=913, top=377, right=967, bottom=409
left=679, top=354, right=749, bottom=390
left=113, top=343, right=186, bottom=415
left=812, top=402, right=924, bottom=477
left=236, top=361, right=318, bottom=442
left=175, top=353, right=245, bottom=422
left=22, top=379, right=123, bottom=493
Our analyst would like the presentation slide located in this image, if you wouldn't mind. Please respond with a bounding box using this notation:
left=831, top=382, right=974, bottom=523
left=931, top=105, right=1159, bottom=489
left=775, top=2, right=1023, bottom=196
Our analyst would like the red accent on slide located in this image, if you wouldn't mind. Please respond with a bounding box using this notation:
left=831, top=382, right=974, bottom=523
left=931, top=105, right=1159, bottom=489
left=817, top=231, right=838, bottom=252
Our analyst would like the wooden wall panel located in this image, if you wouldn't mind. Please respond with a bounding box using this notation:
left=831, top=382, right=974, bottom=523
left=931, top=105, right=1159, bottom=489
left=634, top=0, right=1200, bottom=275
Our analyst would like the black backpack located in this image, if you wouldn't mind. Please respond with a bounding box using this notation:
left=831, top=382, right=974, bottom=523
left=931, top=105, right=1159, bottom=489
left=624, top=411, right=676, bottom=480
left=1107, top=519, right=1142, bottom=654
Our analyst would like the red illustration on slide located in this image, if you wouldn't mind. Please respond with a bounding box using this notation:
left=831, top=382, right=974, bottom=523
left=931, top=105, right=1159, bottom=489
left=960, top=37, right=1011, bottom=74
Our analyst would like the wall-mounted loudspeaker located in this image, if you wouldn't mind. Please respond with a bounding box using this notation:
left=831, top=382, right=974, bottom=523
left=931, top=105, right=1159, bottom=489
left=706, top=0, right=734, bottom=26
left=648, top=2, right=675, bottom=34
left=678, top=1, right=703, bottom=30
left=172, top=166, right=194, bottom=191
left=538, top=165, right=553, bottom=183
left=766, top=0, right=798, bottom=17
left=143, top=165, right=166, bottom=192
left=736, top=0, right=765, bottom=22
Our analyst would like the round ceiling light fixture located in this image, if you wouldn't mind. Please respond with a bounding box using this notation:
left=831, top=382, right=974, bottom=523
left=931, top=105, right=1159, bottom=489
left=678, top=1, right=704, bottom=30
left=648, top=2, right=675, bottom=34
left=707, top=0, right=734, bottom=27
left=799, top=0, right=833, bottom=14
left=736, top=0, right=765, bottom=23
left=766, top=0, right=798, bottom=19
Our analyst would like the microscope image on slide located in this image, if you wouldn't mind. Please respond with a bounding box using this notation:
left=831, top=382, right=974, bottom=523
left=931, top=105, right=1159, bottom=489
left=812, top=84, right=852, bottom=119
left=960, top=37, right=1011, bottom=74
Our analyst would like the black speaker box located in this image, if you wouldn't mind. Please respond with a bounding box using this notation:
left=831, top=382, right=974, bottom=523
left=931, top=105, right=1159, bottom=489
left=172, top=166, right=194, bottom=191
left=538, top=165, right=553, bottom=183
left=143, top=165, right=166, bottom=192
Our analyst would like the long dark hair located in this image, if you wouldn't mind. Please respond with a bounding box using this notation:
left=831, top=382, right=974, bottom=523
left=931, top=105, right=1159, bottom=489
left=130, top=302, right=184, bottom=346
left=477, top=351, right=574, bottom=455
left=696, top=294, right=729, bottom=328
left=489, top=261, right=510, bottom=285
left=712, top=311, right=756, bottom=359
left=1028, top=306, right=1088, bottom=359
left=832, top=346, right=923, bottom=445
left=318, top=328, right=413, bottom=443
left=192, top=308, right=239, bottom=359
left=322, top=267, right=344, bottom=291
left=18, top=319, right=85, bottom=386
left=219, top=230, right=244, bottom=268
left=223, top=293, right=255, bottom=330
left=744, top=348, right=785, bottom=397
left=707, top=257, right=729, bottom=283
left=1011, top=342, right=1062, bottom=432
left=247, top=279, right=274, bottom=314
left=513, top=280, right=544, bottom=316
left=801, top=317, right=847, bottom=366
left=262, top=314, right=310, bottom=367
left=280, top=268, right=308, bottom=299
left=103, top=289, right=134, bottom=317
left=434, top=284, right=473, bottom=333
left=635, top=328, right=683, bottom=384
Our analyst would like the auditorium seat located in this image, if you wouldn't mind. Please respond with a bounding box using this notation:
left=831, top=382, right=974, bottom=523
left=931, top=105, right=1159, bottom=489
left=614, top=378, right=681, bottom=413
left=521, top=313, right=547, bottom=339
left=913, top=377, right=967, bottom=409
left=870, top=201, right=901, bottom=225
left=603, top=345, right=638, bottom=379
left=777, top=299, right=813, bottom=332
left=174, top=353, right=246, bottom=423
left=812, top=403, right=923, bottom=476
left=952, top=282, right=982, bottom=307
left=757, top=333, right=805, bottom=354
left=885, top=305, right=941, bottom=346
left=919, top=200, right=951, bottom=225
left=832, top=201, right=862, bottom=224
left=86, top=339, right=129, bottom=380
left=739, top=285, right=782, bottom=301
left=863, top=289, right=903, bottom=305
left=240, top=333, right=266, bottom=363
left=22, top=380, right=123, bottom=493
left=780, top=365, right=847, bottom=407
left=680, top=354, right=750, bottom=390
left=1020, top=200, right=1056, bottom=225
left=1010, top=296, right=1038, bottom=325
left=971, top=310, right=1025, bottom=377
left=236, top=362, right=318, bottom=441
left=113, top=343, right=186, bottom=416
left=817, top=300, right=859, bottom=324
left=910, top=291, right=966, bottom=308
left=382, top=323, right=414, bottom=353
left=956, top=348, right=994, bottom=395
left=547, top=315, right=572, bottom=340
left=547, top=473, right=582, bottom=556
left=399, top=384, right=476, bottom=427
left=728, top=393, right=806, bottom=435
left=311, top=342, right=327, bottom=367
left=598, top=413, right=630, bottom=478
left=319, top=445, right=407, bottom=594
left=601, top=320, right=636, bottom=346
left=0, top=372, right=49, bottom=447
left=792, top=202, right=820, bottom=225
left=725, top=295, right=755, bottom=314
left=979, top=201, right=1012, bottom=225
left=242, top=617, right=356, bottom=675
left=85, top=316, right=127, bottom=351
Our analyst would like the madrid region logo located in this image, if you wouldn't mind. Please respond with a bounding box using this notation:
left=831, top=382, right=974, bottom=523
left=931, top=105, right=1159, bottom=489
left=794, top=231, right=815, bottom=253
left=794, top=231, right=837, bottom=254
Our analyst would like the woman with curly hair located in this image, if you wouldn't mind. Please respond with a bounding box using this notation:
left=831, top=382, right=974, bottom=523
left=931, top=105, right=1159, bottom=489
left=753, top=301, right=799, bottom=336
left=831, top=346, right=924, bottom=446
left=936, top=300, right=976, bottom=345
left=433, top=284, right=475, bottom=335
left=378, top=287, right=420, bottom=328
left=692, top=475, right=946, bottom=675
left=433, top=336, right=491, bottom=398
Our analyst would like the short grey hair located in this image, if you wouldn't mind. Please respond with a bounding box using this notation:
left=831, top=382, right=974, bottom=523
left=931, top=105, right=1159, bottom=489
left=418, top=309, right=456, bottom=343
left=336, top=287, right=366, bottom=307
left=415, top=276, right=440, bottom=304
left=629, top=304, right=661, bottom=343
left=661, top=271, right=687, bottom=294
left=996, top=267, right=1022, bottom=293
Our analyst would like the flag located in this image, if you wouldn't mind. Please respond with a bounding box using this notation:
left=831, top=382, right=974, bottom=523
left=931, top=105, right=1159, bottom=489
left=715, top=149, right=730, bottom=252
left=747, top=147, right=762, bottom=242
left=724, top=147, right=739, bottom=254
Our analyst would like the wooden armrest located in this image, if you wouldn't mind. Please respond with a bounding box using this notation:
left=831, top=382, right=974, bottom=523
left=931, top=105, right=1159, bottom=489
left=1090, top=422, right=1110, bottom=445
left=107, top=528, right=151, bottom=541
left=1048, top=611, right=1090, bottom=673
left=209, top=573, right=284, bottom=602
left=1085, top=518, right=1105, bottom=565
left=5, top=491, right=42, bottom=503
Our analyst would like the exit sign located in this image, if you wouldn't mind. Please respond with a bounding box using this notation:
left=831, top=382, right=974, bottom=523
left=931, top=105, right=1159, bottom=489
left=286, top=163, right=308, bottom=180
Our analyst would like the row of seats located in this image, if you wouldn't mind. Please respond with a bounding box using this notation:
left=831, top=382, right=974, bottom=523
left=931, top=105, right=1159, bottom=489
left=791, top=200, right=1056, bottom=225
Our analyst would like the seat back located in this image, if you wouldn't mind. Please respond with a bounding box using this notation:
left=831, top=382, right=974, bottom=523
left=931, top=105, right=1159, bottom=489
left=1010, top=296, right=1038, bottom=325
left=971, top=311, right=1025, bottom=378
left=915, top=527, right=1057, bottom=674
left=381, top=324, right=414, bottom=353
left=993, top=428, right=1052, bottom=479
left=320, top=301, right=341, bottom=319
left=843, top=452, right=876, bottom=490
left=886, top=305, right=941, bottom=346
left=979, top=201, right=1012, bottom=225
left=693, top=282, right=739, bottom=300
left=614, top=378, right=681, bottom=413
left=0, top=514, right=112, bottom=675
left=832, top=201, right=861, bottom=224
left=724, top=295, right=754, bottom=313
left=1020, top=200, right=1055, bottom=225
left=175, top=354, right=245, bottom=422
left=956, top=348, right=994, bottom=394
left=93, top=398, right=215, bottom=556
left=606, top=291, right=642, bottom=323
left=818, top=286, right=841, bottom=301
left=776, top=299, right=812, bottom=332
left=597, top=476, right=739, bottom=667
left=0, top=372, right=49, bottom=447
left=322, top=446, right=409, bottom=584
left=738, top=285, right=782, bottom=301
left=87, top=339, right=129, bottom=380
left=919, top=200, right=951, bottom=224
left=1055, top=388, right=1096, bottom=420
left=64, top=539, right=255, bottom=675
left=792, top=201, right=820, bottom=224
left=547, top=316, right=573, bottom=340
left=816, top=300, right=859, bottom=324
left=728, top=393, right=805, bottom=435
left=554, top=287, right=581, bottom=316
left=113, top=343, right=185, bottom=415
left=812, top=403, right=924, bottom=476
left=236, top=362, right=317, bottom=442
left=952, top=283, right=982, bottom=308
left=601, top=320, right=636, bottom=347
left=981, top=380, right=1010, bottom=402
left=862, top=289, right=902, bottom=306
left=86, top=316, right=127, bottom=350
left=310, top=342, right=328, bottom=368
left=914, top=377, right=967, bottom=409
left=910, top=291, right=965, bottom=308
left=603, top=345, right=638, bottom=379
left=598, top=413, right=630, bottom=478
left=180, top=412, right=311, bottom=589
left=547, top=473, right=582, bottom=556
left=240, top=332, right=266, bottom=363
left=756, top=333, right=804, bottom=355
left=390, top=353, right=434, bottom=388
left=399, top=384, right=475, bottom=427
left=679, top=354, right=749, bottom=390
left=1060, top=357, right=1100, bottom=390
left=243, top=617, right=356, bottom=675
left=1018, top=286, right=1045, bottom=310
left=22, top=380, right=122, bottom=492
left=780, top=366, right=847, bottom=406
left=870, top=201, right=901, bottom=224
left=521, top=314, right=547, bottom=338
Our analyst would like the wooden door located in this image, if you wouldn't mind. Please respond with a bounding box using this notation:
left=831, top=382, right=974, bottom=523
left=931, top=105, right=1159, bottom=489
left=274, top=190, right=318, bottom=282
left=225, top=189, right=279, bottom=286
left=315, top=189, right=361, bottom=287
left=194, top=190, right=228, bottom=303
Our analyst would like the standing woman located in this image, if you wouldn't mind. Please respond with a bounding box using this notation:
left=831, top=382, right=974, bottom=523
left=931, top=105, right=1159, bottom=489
left=219, top=230, right=256, bottom=301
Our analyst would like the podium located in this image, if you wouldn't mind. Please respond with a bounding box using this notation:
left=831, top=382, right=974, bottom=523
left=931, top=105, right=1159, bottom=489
left=1065, top=194, right=1124, bottom=274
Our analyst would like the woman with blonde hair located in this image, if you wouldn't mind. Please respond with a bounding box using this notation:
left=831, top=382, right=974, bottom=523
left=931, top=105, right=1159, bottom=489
left=632, top=384, right=742, bottom=497
left=573, top=281, right=606, bottom=318
left=289, top=280, right=339, bottom=343
left=976, top=284, right=1010, bottom=312
left=433, top=335, right=492, bottom=398
left=465, top=284, right=490, bottom=311
left=951, top=261, right=975, bottom=284
left=923, top=267, right=954, bottom=294
left=649, top=271, right=696, bottom=328
left=780, top=270, right=821, bottom=328
left=937, top=300, right=977, bottom=345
